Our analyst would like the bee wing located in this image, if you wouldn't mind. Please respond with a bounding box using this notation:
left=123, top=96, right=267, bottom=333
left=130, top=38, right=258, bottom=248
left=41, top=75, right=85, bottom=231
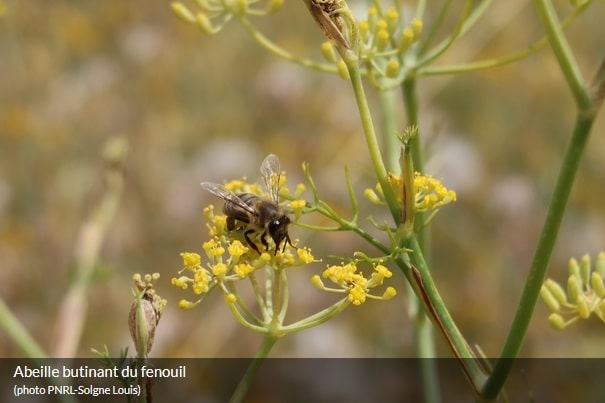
left=200, top=182, right=257, bottom=215
left=260, top=153, right=281, bottom=203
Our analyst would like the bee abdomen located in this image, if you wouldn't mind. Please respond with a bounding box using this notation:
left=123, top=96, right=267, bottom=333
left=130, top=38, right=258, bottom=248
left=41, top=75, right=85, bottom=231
left=223, top=193, right=257, bottom=224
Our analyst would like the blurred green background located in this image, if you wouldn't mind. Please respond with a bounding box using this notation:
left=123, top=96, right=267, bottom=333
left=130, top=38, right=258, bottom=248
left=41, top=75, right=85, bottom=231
left=1, top=0, right=604, bottom=360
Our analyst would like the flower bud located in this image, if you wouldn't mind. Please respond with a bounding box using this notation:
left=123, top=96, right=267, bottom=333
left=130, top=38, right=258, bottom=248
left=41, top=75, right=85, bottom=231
left=382, top=287, right=397, bottom=300
left=224, top=293, right=237, bottom=304
left=577, top=296, right=591, bottom=319
left=364, top=188, right=383, bottom=204
left=267, top=0, right=284, bottom=13
left=411, top=18, right=423, bottom=37
left=321, top=41, right=337, bottom=63
left=337, top=60, right=350, bottom=80
left=567, top=275, right=581, bottom=304
left=591, top=272, right=605, bottom=298
left=178, top=299, right=196, bottom=310
left=386, top=7, right=399, bottom=34
left=235, top=0, right=248, bottom=16
left=580, top=254, right=591, bottom=288
left=568, top=257, right=583, bottom=289
left=548, top=313, right=566, bottom=330
left=544, top=279, right=567, bottom=305
left=375, top=29, right=389, bottom=51
left=196, top=13, right=214, bottom=34
left=398, top=28, right=414, bottom=53
left=540, top=284, right=560, bottom=312
left=385, top=59, right=400, bottom=78
left=359, top=21, right=370, bottom=42
left=311, top=275, right=324, bottom=289
left=171, top=2, right=196, bottom=23
left=367, top=6, right=378, bottom=31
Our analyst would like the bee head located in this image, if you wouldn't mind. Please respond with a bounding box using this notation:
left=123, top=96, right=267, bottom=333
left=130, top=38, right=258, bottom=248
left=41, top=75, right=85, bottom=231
left=268, top=215, right=292, bottom=254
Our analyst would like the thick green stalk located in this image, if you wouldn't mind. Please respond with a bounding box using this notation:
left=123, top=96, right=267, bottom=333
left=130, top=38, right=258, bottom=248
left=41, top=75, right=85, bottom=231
left=481, top=109, right=595, bottom=400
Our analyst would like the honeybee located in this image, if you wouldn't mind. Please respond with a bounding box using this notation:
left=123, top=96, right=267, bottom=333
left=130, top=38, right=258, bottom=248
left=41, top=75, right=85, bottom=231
left=201, top=154, right=293, bottom=255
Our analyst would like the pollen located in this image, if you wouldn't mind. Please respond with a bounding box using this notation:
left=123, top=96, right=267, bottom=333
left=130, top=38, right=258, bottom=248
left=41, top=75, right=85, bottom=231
left=181, top=252, right=201, bottom=269
left=374, top=264, right=392, bottom=278
left=234, top=263, right=255, bottom=278
left=414, top=173, right=457, bottom=212
left=319, top=261, right=396, bottom=306
left=171, top=276, right=191, bottom=290
left=370, top=264, right=392, bottom=286
left=272, top=249, right=294, bottom=267
left=348, top=284, right=367, bottom=306
left=209, top=215, right=228, bottom=237
left=211, top=262, right=228, bottom=278
left=193, top=269, right=210, bottom=294
left=254, top=252, right=272, bottom=268
left=203, top=239, right=225, bottom=260
left=297, top=247, right=315, bottom=265
left=289, top=199, right=306, bottom=214
left=228, top=240, right=249, bottom=259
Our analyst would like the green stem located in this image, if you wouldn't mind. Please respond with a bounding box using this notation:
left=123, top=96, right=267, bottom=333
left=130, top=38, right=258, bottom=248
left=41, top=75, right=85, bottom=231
left=229, top=334, right=278, bottom=403
left=403, top=238, right=487, bottom=392
left=238, top=17, right=336, bottom=74
left=532, top=0, right=591, bottom=110
left=346, top=59, right=401, bottom=223
left=282, top=298, right=350, bottom=331
left=481, top=108, right=596, bottom=400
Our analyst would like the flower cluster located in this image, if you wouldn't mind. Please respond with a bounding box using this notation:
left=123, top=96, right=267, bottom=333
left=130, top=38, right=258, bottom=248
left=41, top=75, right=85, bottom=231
left=171, top=0, right=283, bottom=35
left=173, top=232, right=314, bottom=310
left=172, top=177, right=311, bottom=310
left=173, top=161, right=397, bottom=339
left=365, top=172, right=457, bottom=213
left=312, top=261, right=397, bottom=306
left=541, top=252, right=605, bottom=329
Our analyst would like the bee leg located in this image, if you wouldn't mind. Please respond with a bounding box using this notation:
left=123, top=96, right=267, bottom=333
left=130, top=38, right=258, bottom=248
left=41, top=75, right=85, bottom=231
left=244, top=229, right=261, bottom=255
left=283, top=233, right=295, bottom=253
left=259, top=232, right=272, bottom=255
